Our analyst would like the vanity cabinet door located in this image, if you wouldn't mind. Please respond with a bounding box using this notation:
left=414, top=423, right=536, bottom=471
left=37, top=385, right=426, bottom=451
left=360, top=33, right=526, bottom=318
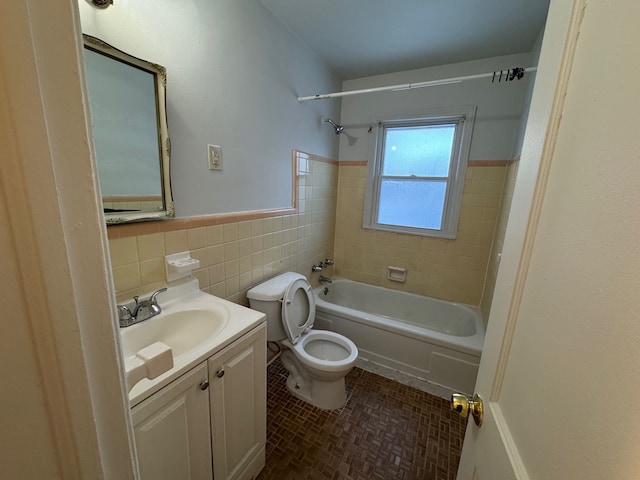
left=131, top=363, right=213, bottom=480
left=209, top=323, right=267, bottom=480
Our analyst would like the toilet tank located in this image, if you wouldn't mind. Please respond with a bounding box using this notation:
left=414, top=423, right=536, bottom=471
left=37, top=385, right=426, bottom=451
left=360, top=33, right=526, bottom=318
left=246, top=272, right=306, bottom=342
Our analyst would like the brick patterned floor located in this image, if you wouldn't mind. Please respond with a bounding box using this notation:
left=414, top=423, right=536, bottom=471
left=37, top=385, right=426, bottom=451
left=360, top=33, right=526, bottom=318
left=256, top=358, right=467, bottom=480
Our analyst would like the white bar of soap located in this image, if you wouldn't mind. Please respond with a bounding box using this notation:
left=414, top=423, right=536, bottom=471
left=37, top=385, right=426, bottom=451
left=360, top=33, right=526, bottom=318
left=136, top=341, right=174, bottom=379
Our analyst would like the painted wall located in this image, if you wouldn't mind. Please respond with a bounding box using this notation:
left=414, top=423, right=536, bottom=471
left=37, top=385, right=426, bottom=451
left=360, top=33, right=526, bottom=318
left=78, top=0, right=341, bottom=217
left=337, top=53, right=533, bottom=162
left=108, top=153, right=338, bottom=305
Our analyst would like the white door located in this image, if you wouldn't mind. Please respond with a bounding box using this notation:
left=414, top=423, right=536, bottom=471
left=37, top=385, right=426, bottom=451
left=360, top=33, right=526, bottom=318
left=457, top=0, right=640, bottom=478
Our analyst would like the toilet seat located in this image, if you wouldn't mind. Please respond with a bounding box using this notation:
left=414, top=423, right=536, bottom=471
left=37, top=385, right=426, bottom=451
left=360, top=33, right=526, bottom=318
left=291, top=330, right=358, bottom=373
left=282, top=277, right=315, bottom=344
left=281, top=278, right=357, bottom=372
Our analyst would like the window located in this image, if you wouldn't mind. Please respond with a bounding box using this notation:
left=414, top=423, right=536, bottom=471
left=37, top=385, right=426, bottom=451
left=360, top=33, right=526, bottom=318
left=363, top=107, right=475, bottom=238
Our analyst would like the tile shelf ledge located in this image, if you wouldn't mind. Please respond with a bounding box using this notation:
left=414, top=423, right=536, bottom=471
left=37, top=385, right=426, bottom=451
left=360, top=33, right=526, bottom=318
left=107, top=207, right=299, bottom=240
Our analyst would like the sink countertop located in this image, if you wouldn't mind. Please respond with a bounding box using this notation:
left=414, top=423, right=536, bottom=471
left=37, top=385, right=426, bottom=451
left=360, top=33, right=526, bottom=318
left=125, top=278, right=265, bottom=407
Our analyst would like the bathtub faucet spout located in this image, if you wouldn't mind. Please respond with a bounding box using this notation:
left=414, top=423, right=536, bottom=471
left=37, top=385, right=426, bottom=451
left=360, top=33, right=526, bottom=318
left=319, top=275, right=333, bottom=284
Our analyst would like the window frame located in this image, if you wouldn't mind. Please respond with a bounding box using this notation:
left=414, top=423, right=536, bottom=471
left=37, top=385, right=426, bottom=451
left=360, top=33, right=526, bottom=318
left=363, top=106, right=476, bottom=239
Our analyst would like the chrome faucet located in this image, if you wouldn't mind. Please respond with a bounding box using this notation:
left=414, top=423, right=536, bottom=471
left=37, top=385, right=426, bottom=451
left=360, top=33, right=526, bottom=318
left=312, top=258, right=335, bottom=273
left=117, top=305, right=134, bottom=327
left=118, top=287, right=167, bottom=328
left=319, top=275, right=333, bottom=284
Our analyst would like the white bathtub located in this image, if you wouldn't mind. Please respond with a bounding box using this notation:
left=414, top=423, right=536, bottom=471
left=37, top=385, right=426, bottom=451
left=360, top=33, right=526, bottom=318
left=313, top=278, right=485, bottom=397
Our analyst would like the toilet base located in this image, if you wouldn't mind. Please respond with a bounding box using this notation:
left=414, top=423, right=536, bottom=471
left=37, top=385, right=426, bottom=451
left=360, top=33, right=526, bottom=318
left=285, top=373, right=347, bottom=410
left=280, top=349, right=348, bottom=410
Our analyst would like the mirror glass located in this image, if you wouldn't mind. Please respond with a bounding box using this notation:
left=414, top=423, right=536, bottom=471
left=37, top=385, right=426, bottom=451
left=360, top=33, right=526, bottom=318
left=83, top=34, right=174, bottom=224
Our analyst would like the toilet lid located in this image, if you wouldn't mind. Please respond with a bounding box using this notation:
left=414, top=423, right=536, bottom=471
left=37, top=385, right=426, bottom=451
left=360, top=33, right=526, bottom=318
left=281, top=277, right=315, bottom=345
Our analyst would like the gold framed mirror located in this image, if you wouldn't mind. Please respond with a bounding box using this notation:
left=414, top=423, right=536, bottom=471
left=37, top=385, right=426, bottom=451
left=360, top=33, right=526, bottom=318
left=83, top=34, right=174, bottom=224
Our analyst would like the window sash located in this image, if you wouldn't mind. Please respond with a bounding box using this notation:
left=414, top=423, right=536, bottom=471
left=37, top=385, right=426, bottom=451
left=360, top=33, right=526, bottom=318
left=380, top=123, right=456, bottom=177
left=376, top=177, right=448, bottom=230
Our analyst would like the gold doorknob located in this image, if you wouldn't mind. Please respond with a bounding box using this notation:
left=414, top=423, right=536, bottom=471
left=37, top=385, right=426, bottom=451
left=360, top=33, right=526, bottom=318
left=451, top=393, right=484, bottom=427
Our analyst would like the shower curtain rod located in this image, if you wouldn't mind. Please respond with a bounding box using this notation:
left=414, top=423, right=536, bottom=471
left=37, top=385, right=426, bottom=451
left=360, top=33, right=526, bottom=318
left=297, top=66, right=537, bottom=102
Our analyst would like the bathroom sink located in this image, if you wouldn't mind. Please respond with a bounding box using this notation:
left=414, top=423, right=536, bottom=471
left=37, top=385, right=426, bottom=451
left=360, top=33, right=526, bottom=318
left=121, top=278, right=266, bottom=407
left=121, top=305, right=229, bottom=360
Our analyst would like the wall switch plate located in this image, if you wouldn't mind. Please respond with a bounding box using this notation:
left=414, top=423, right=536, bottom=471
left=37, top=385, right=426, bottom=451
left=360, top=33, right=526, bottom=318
left=207, top=144, right=222, bottom=171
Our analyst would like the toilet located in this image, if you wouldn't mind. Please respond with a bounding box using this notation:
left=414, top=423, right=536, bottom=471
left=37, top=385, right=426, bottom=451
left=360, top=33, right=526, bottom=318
left=247, top=272, right=358, bottom=410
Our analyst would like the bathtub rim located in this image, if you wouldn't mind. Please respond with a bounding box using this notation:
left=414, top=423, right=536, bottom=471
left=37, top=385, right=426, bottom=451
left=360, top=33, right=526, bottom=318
left=313, top=278, right=485, bottom=358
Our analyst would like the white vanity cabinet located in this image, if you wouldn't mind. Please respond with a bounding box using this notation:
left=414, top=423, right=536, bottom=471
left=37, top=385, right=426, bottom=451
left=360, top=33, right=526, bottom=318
left=209, top=323, right=267, bottom=480
left=130, top=323, right=267, bottom=480
left=131, top=362, right=213, bottom=480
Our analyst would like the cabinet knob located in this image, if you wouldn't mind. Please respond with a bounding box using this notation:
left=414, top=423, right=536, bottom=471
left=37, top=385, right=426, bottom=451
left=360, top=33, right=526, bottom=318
left=199, top=380, right=209, bottom=390
left=216, top=368, right=225, bottom=378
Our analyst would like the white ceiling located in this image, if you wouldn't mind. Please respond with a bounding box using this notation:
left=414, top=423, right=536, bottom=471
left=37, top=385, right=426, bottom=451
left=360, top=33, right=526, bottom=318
left=260, top=0, right=551, bottom=80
